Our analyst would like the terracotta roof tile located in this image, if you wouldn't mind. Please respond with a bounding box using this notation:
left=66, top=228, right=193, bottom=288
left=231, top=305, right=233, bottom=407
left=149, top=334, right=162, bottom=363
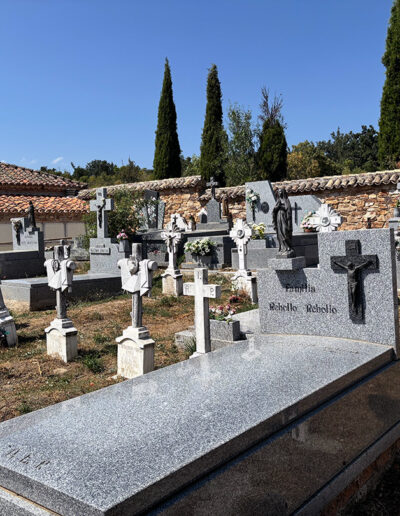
left=0, top=196, right=89, bottom=216
left=0, top=163, right=86, bottom=191
left=78, top=175, right=203, bottom=199
left=78, top=169, right=400, bottom=202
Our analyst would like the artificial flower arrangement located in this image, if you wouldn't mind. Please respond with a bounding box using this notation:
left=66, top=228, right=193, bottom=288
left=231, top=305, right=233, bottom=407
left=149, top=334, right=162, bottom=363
left=246, top=188, right=260, bottom=210
left=300, top=211, right=317, bottom=232
left=184, top=237, right=216, bottom=256
left=251, top=222, right=266, bottom=240
left=116, top=230, right=129, bottom=241
left=209, top=304, right=237, bottom=322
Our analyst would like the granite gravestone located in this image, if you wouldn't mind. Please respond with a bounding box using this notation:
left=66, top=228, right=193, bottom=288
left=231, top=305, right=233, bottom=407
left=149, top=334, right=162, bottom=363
left=161, top=223, right=184, bottom=296
left=229, top=219, right=257, bottom=302
left=89, top=188, right=131, bottom=275
left=44, top=241, right=78, bottom=363
left=183, top=268, right=222, bottom=356
left=116, top=243, right=158, bottom=378
left=182, top=178, right=233, bottom=269
left=138, top=190, right=165, bottom=231
left=245, top=180, right=322, bottom=233
left=258, top=229, right=399, bottom=352
left=0, top=214, right=46, bottom=278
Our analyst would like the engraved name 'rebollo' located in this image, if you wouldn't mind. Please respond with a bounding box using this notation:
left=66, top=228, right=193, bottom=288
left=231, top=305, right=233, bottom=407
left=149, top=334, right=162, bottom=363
left=306, top=303, right=337, bottom=314
left=269, top=302, right=297, bottom=312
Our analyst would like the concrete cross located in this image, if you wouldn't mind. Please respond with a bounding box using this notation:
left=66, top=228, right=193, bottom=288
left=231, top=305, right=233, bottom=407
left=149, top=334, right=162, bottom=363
left=183, top=268, right=221, bottom=356
left=308, top=204, right=342, bottom=233
left=90, top=188, right=114, bottom=239
left=331, top=240, right=378, bottom=323
left=161, top=227, right=183, bottom=272
left=229, top=219, right=253, bottom=277
left=207, top=177, right=219, bottom=200
left=118, top=243, right=158, bottom=329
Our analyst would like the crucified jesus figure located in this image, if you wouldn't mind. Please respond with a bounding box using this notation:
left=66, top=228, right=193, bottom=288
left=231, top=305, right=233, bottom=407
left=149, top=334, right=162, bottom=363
left=332, top=259, right=372, bottom=313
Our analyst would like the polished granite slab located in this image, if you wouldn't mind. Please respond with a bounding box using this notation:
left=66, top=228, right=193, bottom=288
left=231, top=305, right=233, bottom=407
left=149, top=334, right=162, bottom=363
left=0, top=335, right=394, bottom=515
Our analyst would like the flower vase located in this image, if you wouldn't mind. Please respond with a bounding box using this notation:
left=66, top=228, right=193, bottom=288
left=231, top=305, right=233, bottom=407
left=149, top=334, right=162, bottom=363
left=118, top=240, right=130, bottom=253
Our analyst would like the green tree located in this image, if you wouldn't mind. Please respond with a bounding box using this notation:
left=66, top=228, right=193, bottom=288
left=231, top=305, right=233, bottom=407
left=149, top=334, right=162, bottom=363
left=317, top=126, right=379, bottom=173
left=256, top=121, right=287, bottom=181
left=287, top=141, right=339, bottom=180
left=200, top=64, right=227, bottom=185
left=379, top=0, right=400, bottom=167
left=256, top=87, right=288, bottom=181
left=181, top=154, right=201, bottom=177
left=225, top=104, right=256, bottom=186
left=153, top=58, right=181, bottom=179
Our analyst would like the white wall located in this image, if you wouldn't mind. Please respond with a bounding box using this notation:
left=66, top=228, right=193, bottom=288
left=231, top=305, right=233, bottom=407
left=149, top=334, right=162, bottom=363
left=0, top=221, right=86, bottom=250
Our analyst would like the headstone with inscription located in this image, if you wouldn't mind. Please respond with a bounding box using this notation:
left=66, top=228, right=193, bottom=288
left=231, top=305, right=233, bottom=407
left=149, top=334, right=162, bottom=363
left=0, top=215, right=46, bottom=279
left=89, top=187, right=131, bottom=275
left=257, top=229, right=399, bottom=351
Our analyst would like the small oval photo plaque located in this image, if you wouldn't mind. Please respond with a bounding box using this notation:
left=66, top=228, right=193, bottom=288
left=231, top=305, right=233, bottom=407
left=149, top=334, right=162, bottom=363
left=261, top=202, right=269, bottom=214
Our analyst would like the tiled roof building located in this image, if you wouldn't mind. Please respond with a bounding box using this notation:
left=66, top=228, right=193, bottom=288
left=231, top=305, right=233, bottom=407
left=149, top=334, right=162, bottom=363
left=0, top=163, right=88, bottom=249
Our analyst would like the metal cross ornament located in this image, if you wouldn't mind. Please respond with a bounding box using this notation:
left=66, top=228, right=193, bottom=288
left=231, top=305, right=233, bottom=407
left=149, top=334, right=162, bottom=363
left=206, top=177, right=219, bottom=200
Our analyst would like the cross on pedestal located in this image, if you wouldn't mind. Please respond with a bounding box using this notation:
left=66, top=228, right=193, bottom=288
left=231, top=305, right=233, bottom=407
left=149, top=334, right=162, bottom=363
left=207, top=177, right=219, bottom=200
left=331, top=240, right=379, bottom=323
left=161, top=227, right=183, bottom=273
left=229, top=219, right=253, bottom=276
left=291, top=201, right=301, bottom=224
left=183, top=268, right=221, bottom=356
left=90, top=188, right=114, bottom=239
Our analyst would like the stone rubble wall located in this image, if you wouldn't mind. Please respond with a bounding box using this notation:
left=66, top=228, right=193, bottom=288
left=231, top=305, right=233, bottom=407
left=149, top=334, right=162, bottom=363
left=159, top=183, right=399, bottom=230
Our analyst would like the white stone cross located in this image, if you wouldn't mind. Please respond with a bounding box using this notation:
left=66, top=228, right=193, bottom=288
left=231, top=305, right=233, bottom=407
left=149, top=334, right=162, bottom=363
left=118, top=243, right=158, bottom=329
left=308, top=204, right=342, bottom=233
left=183, top=268, right=221, bottom=356
left=229, top=219, right=253, bottom=277
left=161, top=227, right=183, bottom=273
left=90, top=188, right=114, bottom=239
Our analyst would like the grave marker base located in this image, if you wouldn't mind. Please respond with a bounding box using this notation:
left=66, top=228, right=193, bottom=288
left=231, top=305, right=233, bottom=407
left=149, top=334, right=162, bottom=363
left=116, top=326, right=155, bottom=378
left=45, top=318, right=78, bottom=363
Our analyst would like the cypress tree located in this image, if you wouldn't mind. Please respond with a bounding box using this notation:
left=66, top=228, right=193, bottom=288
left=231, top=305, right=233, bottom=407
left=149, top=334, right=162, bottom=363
left=153, top=58, right=181, bottom=179
left=379, top=0, right=400, bottom=167
left=200, top=64, right=227, bottom=185
left=256, top=120, right=288, bottom=182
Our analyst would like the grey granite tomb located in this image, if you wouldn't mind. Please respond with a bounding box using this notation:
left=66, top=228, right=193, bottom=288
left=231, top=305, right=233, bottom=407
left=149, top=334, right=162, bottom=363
left=258, top=228, right=399, bottom=351
left=0, top=217, right=45, bottom=279
left=1, top=233, right=400, bottom=514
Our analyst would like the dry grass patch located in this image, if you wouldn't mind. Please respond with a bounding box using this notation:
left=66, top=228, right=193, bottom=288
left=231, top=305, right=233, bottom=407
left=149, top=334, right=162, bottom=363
left=0, top=272, right=240, bottom=422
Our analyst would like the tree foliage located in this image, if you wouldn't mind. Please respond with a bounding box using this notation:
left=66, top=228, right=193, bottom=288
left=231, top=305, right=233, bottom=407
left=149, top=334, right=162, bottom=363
left=70, top=159, right=153, bottom=187
left=225, top=104, right=256, bottom=186
left=181, top=154, right=201, bottom=177
left=287, top=141, right=339, bottom=180
left=317, top=126, right=379, bottom=173
left=200, top=64, right=227, bottom=185
left=256, top=120, right=288, bottom=181
left=153, top=58, right=181, bottom=179
left=379, top=0, right=400, bottom=167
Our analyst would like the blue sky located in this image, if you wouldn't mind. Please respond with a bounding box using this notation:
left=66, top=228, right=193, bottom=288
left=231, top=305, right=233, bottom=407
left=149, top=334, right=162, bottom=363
left=0, top=0, right=393, bottom=172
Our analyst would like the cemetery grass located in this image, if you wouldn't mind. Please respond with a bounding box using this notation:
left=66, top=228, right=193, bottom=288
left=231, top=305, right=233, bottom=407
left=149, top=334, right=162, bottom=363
left=0, top=273, right=246, bottom=422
